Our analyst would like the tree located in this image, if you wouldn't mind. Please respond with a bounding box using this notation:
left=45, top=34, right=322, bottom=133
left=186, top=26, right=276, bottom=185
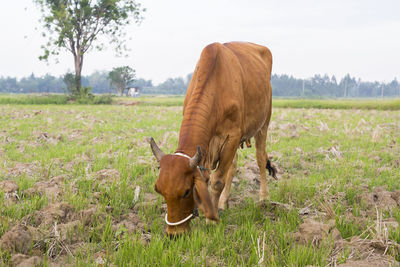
left=108, top=66, right=136, bottom=96
left=33, top=0, right=145, bottom=95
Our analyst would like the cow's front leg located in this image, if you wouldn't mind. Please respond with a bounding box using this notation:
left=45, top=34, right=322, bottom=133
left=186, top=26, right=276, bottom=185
left=210, top=136, right=240, bottom=213
left=218, top=152, right=237, bottom=210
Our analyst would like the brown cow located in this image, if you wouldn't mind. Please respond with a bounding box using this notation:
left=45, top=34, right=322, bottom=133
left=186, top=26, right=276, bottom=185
left=150, top=42, right=276, bottom=235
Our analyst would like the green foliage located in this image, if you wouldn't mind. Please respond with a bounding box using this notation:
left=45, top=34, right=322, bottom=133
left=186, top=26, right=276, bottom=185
left=0, top=94, right=69, bottom=104
left=108, top=66, right=136, bottom=96
left=33, top=0, right=145, bottom=94
left=0, top=94, right=112, bottom=105
left=273, top=99, right=400, bottom=110
left=1, top=70, right=398, bottom=97
left=34, top=0, right=145, bottom=60
left=74, top=94, right=113, bottom=104
left=272, top=74, right=400, bottom=98
left=62, top=72, right=78, bottom=95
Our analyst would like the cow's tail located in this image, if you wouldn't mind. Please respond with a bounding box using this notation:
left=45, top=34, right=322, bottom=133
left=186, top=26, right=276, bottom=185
left=266, top=159, right=278, bottom=180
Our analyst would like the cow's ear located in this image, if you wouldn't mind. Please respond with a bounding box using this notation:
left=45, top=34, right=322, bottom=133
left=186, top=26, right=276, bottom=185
left=193, top=174, right=218, bottom=222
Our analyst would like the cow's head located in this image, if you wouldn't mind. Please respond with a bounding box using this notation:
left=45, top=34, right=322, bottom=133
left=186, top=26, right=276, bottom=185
left=149, top=137, right=218, bottom=235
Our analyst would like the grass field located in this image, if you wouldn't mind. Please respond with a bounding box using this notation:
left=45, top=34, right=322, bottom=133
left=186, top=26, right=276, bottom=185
left=0, top=97, right=400, bottom=266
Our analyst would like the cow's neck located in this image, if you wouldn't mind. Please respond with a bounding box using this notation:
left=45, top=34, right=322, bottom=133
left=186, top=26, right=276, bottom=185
left=176, top=91, right=215, bottom=158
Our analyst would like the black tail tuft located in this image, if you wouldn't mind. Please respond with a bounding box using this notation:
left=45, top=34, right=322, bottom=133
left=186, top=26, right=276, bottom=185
left=266, top=159, right=278, bottom=180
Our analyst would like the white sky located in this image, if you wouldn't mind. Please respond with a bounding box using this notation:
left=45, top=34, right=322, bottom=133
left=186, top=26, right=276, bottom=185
left=0, top=0, right=399, bottom=84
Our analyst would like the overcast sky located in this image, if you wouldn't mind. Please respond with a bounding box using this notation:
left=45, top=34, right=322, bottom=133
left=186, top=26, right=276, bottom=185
left=1, top=0, right=399, bottom=83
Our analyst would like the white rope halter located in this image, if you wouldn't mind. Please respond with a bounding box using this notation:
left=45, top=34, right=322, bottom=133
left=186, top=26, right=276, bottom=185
left=163, top=152, right=195, bottom=226
left=165, top=213, right=194, bottom=226
left=173, top=152, right=191, bottom=160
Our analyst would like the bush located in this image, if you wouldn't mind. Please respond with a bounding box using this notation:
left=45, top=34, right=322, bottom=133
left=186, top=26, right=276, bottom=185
left=0, top=95, right=68, bottom=104
left=74, top=94, right=113, bottom=104
left=0, top=94, right=113, bottom=105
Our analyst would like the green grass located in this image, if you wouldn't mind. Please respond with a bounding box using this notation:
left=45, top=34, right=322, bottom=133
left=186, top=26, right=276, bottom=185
left=2, top=94, right=400, bottom=110
left=272, top=98, right=400, bottom=110
left=0, top=98, right=399, bottom=266
left=0, top=94, right=69, bottom=104
left=0, top=94, right=112, bottom=105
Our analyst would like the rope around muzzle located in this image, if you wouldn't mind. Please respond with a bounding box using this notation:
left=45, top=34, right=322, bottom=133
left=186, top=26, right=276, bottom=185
left=165, top=208, right=199, bottom=226
left=163, top=152, right=204, bottom=226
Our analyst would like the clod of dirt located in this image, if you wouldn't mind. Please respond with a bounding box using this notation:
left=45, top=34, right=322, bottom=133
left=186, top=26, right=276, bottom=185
left=76, top=206, right=106, bottom=226
left=68, top=129, right=83, bottom=141
left=36, top=132, right=59, bottom=145
left=0, top=180, right=19, bottom=203
left=11, top=254, right=42, bottom=267
left=6, top=162, right=39, bottom=178
left=23, top=202, right=74, bottom=227
left=294, top=219, right=341, bottom=247
left=361, top=187, right=399, bottom=212
left=11, top=254, right=29, bottom=266
left=333, top=236, right=398, bottom=267
left=239, top=161, right=260, bottom=185
left=338, top=259, right=395, bottom=267
left=24, top=175, right=65, bottom=200
left=112, top=212, right=145, bottom=235
left=239, top=160, right=282, bottom=185
left=93, top=169, right=120, bottom=186
left=0, top=180, right=19, bottom=193
left=56, top=220, right=82, bottom=243
left=0, top=225, right=32, bottom=254
left=390, top=190, right=400, bottom=206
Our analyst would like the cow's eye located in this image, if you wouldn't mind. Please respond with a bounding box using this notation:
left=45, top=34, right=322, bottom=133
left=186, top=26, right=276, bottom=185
left=183, top=189, right=190, bottom=198
left=154, top=184, right=160, bottom=194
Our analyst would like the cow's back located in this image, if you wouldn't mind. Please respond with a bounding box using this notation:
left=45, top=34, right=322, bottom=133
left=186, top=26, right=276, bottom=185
left=219, top=42, right=273, bottom=139
left=181, top=42, right=272, bottom=154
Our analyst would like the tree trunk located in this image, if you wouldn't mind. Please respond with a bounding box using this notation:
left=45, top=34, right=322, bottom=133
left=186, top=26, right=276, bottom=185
left=118, top=86, right=124, bottom=96
left=74, top=54, right=83, bottom=95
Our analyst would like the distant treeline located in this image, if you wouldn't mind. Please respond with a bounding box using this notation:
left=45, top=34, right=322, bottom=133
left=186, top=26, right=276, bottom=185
left=0, top=72, right=398, bottom=98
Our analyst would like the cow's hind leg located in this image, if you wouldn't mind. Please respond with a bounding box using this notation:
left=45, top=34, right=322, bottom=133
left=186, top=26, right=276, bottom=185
left=254, top=128, right=270, bottom=202
left=218, top=152, right=238, bottom=210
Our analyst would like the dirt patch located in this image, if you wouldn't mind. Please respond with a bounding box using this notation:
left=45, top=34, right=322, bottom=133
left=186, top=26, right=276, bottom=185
left=338, top=258, right=396, bottom=267
left=24, top=175, right=66, bottom=201
left=115, top=101, right=141, bottom=106
left=6, top=162, right=40, bottom=178
left=239, top=161, right=260, bottom=186
left=0, top=180, right=20, bottom=204
left=11, top=254, right=43, bottom=267
left=332, top=236, right=398, bottom=267
left=91, top=168, right=121, bottom=187
left=23, top=202, right=75, bottom=228
left=294, top=219, right=341, bottom=247
left=35, top=132, right=62, bottom=146
left=63, top=152, right=92, bottom=172
left=0, top=180, right=19, bottom=193
left=113, top=212, right=146, bottom=235
left=76, top=206, right=106, bottom=226
left=0, top=225, right=32, bottom=254
left=238, top=159, right=282, bottom=187
left=68, top=129, right=83, bottom=141
left=361, top=187, right=399, bottom=213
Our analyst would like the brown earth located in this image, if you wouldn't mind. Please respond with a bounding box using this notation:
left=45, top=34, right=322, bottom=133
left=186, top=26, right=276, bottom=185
left=0, top=168, right=147, bottom=266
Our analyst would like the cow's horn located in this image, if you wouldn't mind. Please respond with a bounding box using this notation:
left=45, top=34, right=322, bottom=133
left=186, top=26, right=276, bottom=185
left=189, top=146, right=202, bottom=168
left=149, top=137, right=164, bottom=162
